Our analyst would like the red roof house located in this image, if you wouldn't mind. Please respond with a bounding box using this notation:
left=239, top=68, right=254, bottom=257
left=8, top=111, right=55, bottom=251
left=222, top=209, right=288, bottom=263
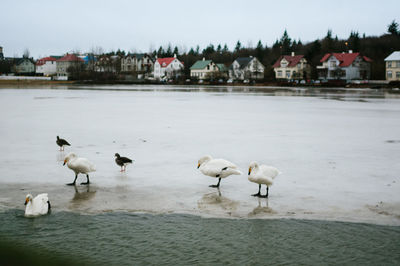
left=318, top=51, right=372, bottom=80
left=273, top=52, right=310, bottom=79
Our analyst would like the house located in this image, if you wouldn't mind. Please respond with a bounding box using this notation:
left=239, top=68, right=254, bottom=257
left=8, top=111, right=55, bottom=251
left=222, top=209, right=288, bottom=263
left=317, top=51, right=372, bottom=81
left=12, top=57, right=35, bottom=75
left=384, top=51, right=400, bottom=81
left=190, top=58, right=226, bottom=80
left=273, top=53, right=309, bottom=80
left=56, top=54, right=84, bottom=80
left=229, top=56, right=265, bottom=80
left=153, top=54, right=183, bottom=80
left=94, top=55, right=121, bottom=73
left=36, top=56, right=57, bottom=76
left=121, top=53, right=154, bottom=78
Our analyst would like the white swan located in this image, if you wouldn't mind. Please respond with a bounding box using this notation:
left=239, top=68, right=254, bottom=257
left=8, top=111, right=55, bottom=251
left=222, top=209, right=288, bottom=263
left=63, top=152, right=96, bottom=185
left=248, top=161, right=281, bottom=198
left=24, top=193, right=51, bottom=217
left=197, top=155, right=242, bottom=188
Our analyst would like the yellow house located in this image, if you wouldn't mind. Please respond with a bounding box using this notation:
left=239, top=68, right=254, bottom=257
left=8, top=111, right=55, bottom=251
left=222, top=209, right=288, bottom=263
left=385, top=51, right=400, bottom=81
left=273, top=52, right=310, bottom=80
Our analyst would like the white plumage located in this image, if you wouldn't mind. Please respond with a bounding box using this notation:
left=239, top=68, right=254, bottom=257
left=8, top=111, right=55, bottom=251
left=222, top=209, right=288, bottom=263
left=64, top=152, right=96, bottom=185
left=197, top=155, right=242, bottom=188
left=24, top=193, right=50, bottom=217
left=248, top=161, right=281, bottom=198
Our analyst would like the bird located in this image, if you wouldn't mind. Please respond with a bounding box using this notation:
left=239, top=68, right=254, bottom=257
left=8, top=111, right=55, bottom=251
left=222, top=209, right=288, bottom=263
left=197, top=155, right=242, bottom=188
left=115, top=153, right=133, bottom=172
left=24, top=193, right=51, bottom=217
left=63, top=152, right=96, bottom=186
left=248, top=161, right=281, bottom=198
left=56, top=136, right=71, bottom=151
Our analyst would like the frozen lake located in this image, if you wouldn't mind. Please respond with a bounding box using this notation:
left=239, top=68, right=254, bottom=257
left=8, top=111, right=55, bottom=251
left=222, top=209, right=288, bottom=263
left=0, top=85, right=399, bottom=225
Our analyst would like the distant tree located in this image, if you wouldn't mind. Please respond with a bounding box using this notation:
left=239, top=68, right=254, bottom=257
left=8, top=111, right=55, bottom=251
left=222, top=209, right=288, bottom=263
left=279, top=29, right=292, bottom=54
left=255, top=40, right=264, bottom=61
left=388, top=20, right=399, bottom=35
left=166, top=45, right=173, bottom=57
left=216, top=44, right=222, bottom=53
left=348, top=31, right=360, bottom=51
left=234, top=40, right=242, bottom=52
left=23, top=48, right=30, bottom=58
left=222, top=44, right=229, bottom=53
left=173, top=46, right=179, bottom=56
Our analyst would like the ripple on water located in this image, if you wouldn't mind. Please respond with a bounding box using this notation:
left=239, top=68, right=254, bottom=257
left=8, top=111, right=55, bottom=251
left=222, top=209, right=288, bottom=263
left=0, top=210, right=399, bottom=265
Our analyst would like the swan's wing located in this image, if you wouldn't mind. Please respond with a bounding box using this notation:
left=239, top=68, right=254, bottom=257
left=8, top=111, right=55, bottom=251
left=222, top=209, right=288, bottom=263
left=260, top=165, right=280, bottom=179
left=200, top=159, right=240, bottom=177
left=74, top=158, right=96, bottom=172
left=34, top=193, right=49, bottom=214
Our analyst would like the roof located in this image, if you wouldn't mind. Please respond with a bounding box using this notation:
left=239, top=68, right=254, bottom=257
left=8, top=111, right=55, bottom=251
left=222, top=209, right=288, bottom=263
left=320, top=52, right=372, bottom=67
left=126, top=53, right=148, bottom=60
left=273, top=55, right=304, bottom=68
left=235, top=57, right=253, bottom=69
left=190, top=60, right=212, bottom=70
left=15, top=57, right=34, bottom=65
left=216, top=64, right=227, bottom=72
left=57, top=54, right=84, bottom=62
left=156, top=57, right=176, bottom=68
left=36, top=56, right=57, bottom=66
left=385, top=51, right=400, bottom=61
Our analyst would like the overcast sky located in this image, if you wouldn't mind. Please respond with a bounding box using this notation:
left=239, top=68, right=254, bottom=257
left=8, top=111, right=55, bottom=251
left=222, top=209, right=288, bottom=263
left=1, top=0, right=399, bottom=58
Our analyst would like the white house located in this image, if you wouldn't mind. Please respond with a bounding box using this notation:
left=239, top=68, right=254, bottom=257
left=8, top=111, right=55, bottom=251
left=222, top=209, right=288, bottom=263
left=273, top=52, right=310, bottom=80
left=229, top=56, right=265, bottom=80
left=36, top=56, right=57, bottom=76
left=384, top=51, right=400, bottom=81
left=317, top=51, right=372, bottom=80
left=153, top=54, right=184, bottom=80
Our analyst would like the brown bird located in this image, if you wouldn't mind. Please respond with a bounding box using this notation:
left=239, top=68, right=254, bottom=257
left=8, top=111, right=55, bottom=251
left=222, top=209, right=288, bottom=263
left=115, top=153, right=133, bottom=172
left=56, top=136, right=71, bottom=151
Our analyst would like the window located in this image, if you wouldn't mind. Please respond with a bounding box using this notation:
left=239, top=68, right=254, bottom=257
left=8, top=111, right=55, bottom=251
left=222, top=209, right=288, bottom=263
left=397, top=61, right=400, bottom=68
left=285, top=70, right=290, bottom=78
left=207, top=65, right=210, bottom=70
left=281, top=61, right=288, bottom=67
left=387, top=71, right=392, bottom=78
left=277, top=70, right=282, bottom=77
left=330, top=61, right=337, bottom=67
left=387, top=62, right=392, bottom=68
left=396, top=72, right=400, bottom=78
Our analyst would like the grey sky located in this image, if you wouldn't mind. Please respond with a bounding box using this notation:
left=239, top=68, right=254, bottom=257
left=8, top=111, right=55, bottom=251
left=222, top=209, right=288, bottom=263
left=1, top=0, right=399, bottom=58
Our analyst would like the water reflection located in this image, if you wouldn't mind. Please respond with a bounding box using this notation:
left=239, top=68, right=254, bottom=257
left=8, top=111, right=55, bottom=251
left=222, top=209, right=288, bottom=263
left=56, top=151, right=66, bottom=162
left=69, top=185, right=97, bottom=210
left=248, top=198, right=276, bottom=217
left=197, top=189, right=239, bottom=214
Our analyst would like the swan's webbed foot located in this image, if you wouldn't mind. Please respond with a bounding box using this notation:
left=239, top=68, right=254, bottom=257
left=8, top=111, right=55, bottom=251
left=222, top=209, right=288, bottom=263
left=80, top=181, right=90, bottom=185
left=252, top=192, right=261, bottom=197
left=209, top=184, right=220, bottom=188
left=66, top=182, right=76, bottom=186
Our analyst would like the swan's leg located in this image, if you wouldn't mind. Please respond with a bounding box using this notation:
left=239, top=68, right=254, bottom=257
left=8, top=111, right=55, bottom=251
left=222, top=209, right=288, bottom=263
left=81, top=174, right=90, bottom=185
left=209, top=178, right=221, bottom=188
left=260, top=186, right=269, bottom=198
left=67, top=174, right=78, bottom=186
left=252, top=184, right=261, bottom=197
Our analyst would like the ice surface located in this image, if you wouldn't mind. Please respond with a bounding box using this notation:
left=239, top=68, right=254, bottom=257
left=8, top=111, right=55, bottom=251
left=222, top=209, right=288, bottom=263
left=0, top=86, right=399, bottom=225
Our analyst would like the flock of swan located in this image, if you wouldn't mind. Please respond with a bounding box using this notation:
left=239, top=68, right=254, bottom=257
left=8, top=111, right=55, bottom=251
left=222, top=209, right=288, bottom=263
left=24, top=136, right=281, bottom=217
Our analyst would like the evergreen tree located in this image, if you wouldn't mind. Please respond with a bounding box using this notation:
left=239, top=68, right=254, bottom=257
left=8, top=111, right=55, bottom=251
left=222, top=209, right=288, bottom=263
left=173, top=46, right=179, bottom=56
left=279, top=29, right=292, bottom=54
left=388, top=20, right=399, bottom=35
left=234, top=40, right=242, bottom=52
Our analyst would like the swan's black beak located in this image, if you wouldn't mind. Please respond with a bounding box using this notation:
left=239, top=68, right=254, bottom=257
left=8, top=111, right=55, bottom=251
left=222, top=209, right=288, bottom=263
left=63, top=159, right=67, bottom=166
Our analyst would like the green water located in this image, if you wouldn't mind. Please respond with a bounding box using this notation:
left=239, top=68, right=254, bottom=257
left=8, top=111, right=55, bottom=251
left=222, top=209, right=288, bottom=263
left=0, top=210, right=399, bottom=265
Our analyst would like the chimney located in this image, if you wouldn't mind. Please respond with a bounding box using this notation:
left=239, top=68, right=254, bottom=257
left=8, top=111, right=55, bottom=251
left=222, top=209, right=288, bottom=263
left=174, top=53, right=177, bottom=58
left=348, top=50, right=353, bottom=54
left=291, top=52, right=295, bottom=57
left=202, top=57, right=205, bottom=61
